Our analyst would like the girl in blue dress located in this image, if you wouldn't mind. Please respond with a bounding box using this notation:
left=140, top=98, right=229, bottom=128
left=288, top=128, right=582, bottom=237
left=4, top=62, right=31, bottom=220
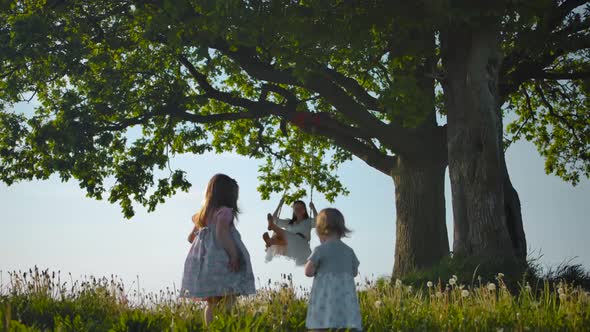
left=304, top=208, right=362, bottom=331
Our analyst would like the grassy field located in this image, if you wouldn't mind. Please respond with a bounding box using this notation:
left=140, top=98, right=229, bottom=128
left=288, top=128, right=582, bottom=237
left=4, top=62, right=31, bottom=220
left=1, top=267, right=589, bottom=331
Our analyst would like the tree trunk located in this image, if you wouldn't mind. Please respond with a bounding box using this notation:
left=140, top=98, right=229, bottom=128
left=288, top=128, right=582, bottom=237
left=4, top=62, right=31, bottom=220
left=390, top=28, right=451, bottom=277
left=392, top=155, right=449, bottom=277
left=498, top=117, right=527, bottom=262
left=441, top=21, right=517, bottom=263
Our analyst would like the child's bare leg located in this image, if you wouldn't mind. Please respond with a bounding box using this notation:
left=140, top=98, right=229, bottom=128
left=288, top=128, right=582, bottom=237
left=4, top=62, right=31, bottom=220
left=204, top=297, right=219, bottom=326
left=220, top=295, right=236, bottom=312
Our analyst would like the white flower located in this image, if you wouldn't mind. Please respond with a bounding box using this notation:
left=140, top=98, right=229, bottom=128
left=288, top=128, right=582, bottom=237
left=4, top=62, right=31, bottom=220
left=459, top=284, right=465, bottom=290
left=395, top=279, right=402, bottom=288
left=557, top=287, right=564, bottom=295
left=427, top=281, right=434, bottom=288
left=452, top=275, right=458, bottom=280
left=407, top=286, right=413, bottom=293
left=559, top=293, right=567, bottom=301
left=487, top=283, right=496, bottom=291
left=498, top=273, right=505, bottom=278
left=255, top=306, right=268, bottom=314
left=374, top=300, right=383, bottom=308
left=435, top=291, right=443, bottom=298
left=516, top=312, right=521, bottom=319
left=461, top=290, right=469, bottom=298
left=449, top=278, right=456, bottom=286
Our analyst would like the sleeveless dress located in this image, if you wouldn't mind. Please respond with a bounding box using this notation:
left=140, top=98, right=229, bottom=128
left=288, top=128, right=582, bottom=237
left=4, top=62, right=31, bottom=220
left=265, top=217, right=315, bottom=266
left=306, top=239, right=363, bottom=330
left=180, top=207, right=256, bottom=299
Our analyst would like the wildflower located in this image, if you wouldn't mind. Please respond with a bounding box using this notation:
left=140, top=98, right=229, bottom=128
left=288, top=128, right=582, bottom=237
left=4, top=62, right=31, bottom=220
left=395, top=279, right=402, bottom=288
left=452, top=275, right=458, bottom=280
left=459, top=284, right=465, bottom=290
left=374, top=300, right=382, bottom=308
left=487, top=283, right=496, bottom=291
left=449, top=278, right=456, bottom=286
left=516, top=312, right=521, bottom=319
left=427, top=281, right=433, bottom=288
left=559, top=293, right=566, bottom=301
left=498, top=273, right=505, bottom=278
left=408, top=286, right=413, bottom=293
left=461, top=290, right=469, bottom=298
left=255, top=306, right=268, bottom=315
left=558, top=287, right=564, bottom=295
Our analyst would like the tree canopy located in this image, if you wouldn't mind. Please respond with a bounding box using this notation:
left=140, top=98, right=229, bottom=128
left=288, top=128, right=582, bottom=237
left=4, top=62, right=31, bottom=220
left=0, top=0, right=588, bottom=220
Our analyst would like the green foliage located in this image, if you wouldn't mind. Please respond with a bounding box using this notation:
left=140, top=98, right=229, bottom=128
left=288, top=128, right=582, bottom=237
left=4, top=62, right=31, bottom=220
left=501, top=2, right=590, bottom=185
left=1, top=268, right=589, bottom=331
left=506, top=80, right=590, bottom=185
left=0, top=0, right=588, bottom=219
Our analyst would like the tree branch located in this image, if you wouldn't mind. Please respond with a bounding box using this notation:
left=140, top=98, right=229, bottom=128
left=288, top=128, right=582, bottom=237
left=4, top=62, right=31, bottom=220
left=530, top=70, right=590, bottom=80
left=500, top=3, right=590, bottom=100
left=321, top=67, right=385, bottom=113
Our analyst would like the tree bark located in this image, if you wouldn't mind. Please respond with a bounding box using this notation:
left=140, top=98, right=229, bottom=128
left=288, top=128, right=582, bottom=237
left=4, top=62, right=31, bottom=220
left=497, top=117, right=528, bottom=262
left=392, top=155, right=449, bottom=277
left=441, top=21, right=517, bottom=262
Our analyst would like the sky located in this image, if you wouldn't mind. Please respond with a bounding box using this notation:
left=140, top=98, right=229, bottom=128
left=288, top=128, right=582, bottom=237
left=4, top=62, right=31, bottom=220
left=1, top=101, right=589, bottom=295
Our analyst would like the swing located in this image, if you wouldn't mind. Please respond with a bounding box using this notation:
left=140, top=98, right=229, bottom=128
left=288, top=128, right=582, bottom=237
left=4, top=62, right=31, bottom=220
left=263, top=130, right=319, bottom=266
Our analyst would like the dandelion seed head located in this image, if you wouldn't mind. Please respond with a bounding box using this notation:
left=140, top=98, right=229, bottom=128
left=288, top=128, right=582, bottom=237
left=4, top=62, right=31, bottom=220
left=487, top=283, right=496, bottom=291
left=461, top=289, right=469, bottom=297
left=374, top=300, right=382, bottom=308
left=498, top=273, right=505, bottom=278
left=449, top=278, right=456, bottom=286
left=427, top=281, right=433, bottom=288
left=395, top=279, right=402, bottom=287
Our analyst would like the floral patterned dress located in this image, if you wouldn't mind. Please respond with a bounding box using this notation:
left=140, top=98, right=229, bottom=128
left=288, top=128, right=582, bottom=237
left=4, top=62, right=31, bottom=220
left=306, top=239, right=362, bottom=330
left=180, top=207, right=256, bottom=299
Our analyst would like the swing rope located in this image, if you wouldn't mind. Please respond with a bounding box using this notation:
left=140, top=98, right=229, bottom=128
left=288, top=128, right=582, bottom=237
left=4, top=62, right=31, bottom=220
left=274, top=126, right=318, bottom=217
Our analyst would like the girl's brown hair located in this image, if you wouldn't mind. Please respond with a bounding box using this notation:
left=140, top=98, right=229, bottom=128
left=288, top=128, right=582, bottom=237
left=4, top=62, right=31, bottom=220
left=192, top=174, right=240, bottom=229
left=316, top=208, right=351, bottom=238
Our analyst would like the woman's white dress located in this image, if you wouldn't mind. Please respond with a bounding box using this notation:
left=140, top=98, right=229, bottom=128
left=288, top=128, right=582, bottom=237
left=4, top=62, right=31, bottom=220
left=265, top=217, right=315, bottom=266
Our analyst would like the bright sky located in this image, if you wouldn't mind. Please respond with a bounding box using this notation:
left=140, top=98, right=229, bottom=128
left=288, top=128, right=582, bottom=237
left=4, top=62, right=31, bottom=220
left=1, top=101, right=589, bottom=294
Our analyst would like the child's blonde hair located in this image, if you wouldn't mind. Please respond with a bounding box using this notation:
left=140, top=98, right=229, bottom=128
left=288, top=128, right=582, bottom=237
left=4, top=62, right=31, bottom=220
left=316, top=208, right=351, bottom=238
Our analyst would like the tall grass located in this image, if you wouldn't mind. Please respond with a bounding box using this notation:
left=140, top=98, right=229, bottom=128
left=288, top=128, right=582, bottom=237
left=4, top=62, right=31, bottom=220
left=1, top=267, right=589, bottom=331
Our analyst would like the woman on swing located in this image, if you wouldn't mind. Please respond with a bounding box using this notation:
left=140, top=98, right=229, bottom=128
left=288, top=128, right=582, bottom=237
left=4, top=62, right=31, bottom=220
left=263, top=197, right=318, bottom=266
